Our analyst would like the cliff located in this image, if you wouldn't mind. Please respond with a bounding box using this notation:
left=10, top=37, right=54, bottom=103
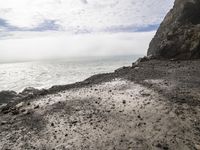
left=1, top=1, right=200, bottom=149
left=148, top=0, right=200, bottom=59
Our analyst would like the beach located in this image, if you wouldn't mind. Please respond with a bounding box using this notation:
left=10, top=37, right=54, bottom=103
left=1, top=59, right=200, bottom=150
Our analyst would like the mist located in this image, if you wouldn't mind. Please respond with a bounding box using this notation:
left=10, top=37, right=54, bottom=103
left=0, top=31, right=155, bottom=62
left=0, top=0, right=174, bottom=62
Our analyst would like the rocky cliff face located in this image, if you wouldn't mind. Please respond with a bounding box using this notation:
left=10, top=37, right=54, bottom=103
left=148, top=0, right=200, bottom=59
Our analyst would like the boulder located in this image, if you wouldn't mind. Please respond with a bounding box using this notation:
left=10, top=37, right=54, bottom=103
left=132, top=55, right=155, bottom=67
left=0, top=90, right=18, bottom=104
left=19, top=87, right=48, bottom=98
left=20, top=87, right=40, bottom=95
left=148, top=0, right=200, bottom=59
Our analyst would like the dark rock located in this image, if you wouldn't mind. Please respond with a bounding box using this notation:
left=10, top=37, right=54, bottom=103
left=12, top=109, right=20, bottom=115
left=1, top=121, right=7, bottom=125
left=148, top=0, right=200, bottom=59
left=114, top=66, right=131, bottom=73
left=132, top=55, right=155, bottom=67
left=20, top=87, right=40, bottom=97
left=0, top=90, right=18, bottom=104
left=155, top=142, right=169, bottom=150
left=163, top=146, right=169, bottom=150
left=19, top=87, right=48, bottom=100
left=156, top=143, right=162, bottom=148
left=34, top=105, right=40, bottom=109
left=137, top=115, right=142, bottom=119
left=25, top=110, right=31, bottom=115
left=122, top=100, right=126, bottom=104
left=21, top=109, right=26, bottom=113
left=71, top=120, right=78, bottom=125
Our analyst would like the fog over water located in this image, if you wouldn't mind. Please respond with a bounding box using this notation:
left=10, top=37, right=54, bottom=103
left=0, top=55, right=140, bottom=92
left=0, top=0, right=174, bottom=91
left=0, top=0, right=174, bottom=61
left=0, top=32, right=154, bottom=62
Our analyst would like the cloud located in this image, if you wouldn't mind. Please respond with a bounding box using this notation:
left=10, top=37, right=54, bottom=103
left=29, top=20, right=61, bottom=31
left=0, top=0, right=174, bottom=61
left=80, top=0, right=88, bottom=4
left=0, top=17, right=61, bottom=32
left=0, top=18, right=19, bottom=31
left=0, top=18, right=8, bottom=27
left=0, top=31, right=155, bottom=60
left=103, top=24, right=159, bottom=33
left=0, top=0, right=174, bottom=32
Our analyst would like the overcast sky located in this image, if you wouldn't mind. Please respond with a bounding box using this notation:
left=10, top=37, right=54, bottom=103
left=0, top=0, right=174, bottom=61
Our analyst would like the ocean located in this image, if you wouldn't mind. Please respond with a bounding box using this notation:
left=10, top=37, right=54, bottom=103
left=0, top=55, right=141, bottom=92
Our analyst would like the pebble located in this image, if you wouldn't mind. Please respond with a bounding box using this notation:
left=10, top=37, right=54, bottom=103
left=195, top=144, right=200, bottom=150
left=16, top=102, right=24, bottom=108
left=12, top=109, right=20, bottom=115
left=34, top=105, right=40, bottom=109
left=21, top=109, right=26, bottom=113
left=1, top=121, right=7, bottom=125
left=122, top=100, right=126, bottom=104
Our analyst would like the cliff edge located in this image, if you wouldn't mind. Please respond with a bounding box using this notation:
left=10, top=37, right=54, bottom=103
left=148, top=0, right=200, bottom=59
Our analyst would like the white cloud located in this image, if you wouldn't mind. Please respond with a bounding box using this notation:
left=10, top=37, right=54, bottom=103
left=0, top=31, right=155, bottom=60
left=0, top=0, right=174, bottom=30
left=0, top=0, right=174, bottom=60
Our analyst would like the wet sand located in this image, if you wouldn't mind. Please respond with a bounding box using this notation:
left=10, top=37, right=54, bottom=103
left=0, top=59, right=200, bottom=150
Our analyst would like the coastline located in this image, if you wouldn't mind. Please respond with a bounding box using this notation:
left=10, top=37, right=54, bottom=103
left=0, top=55, right=138, bottom=93
left=1, top=58, right=200, bottom=149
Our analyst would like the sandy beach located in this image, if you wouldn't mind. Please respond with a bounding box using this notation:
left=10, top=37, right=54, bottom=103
left=1, top=59, right=200, bottom=150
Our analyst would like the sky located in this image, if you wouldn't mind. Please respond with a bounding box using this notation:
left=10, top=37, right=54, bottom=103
left=0, top=0, right=174, bottom=61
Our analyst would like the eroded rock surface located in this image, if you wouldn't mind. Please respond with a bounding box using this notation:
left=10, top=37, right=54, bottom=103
left=0, top=91, right=18, bottom=104
left=148, top=0, right=200, bottom=59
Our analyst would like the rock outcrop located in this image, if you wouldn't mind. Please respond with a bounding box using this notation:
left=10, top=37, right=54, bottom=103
left=0, top=91, right=18, bottom=104
left=148, top=0, right=200, bottom=59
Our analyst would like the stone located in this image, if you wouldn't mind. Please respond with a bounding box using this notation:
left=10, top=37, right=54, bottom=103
left=20, top=87, right=40, bottom=97
left=148, top=0, right=200, bottom=59
left=1, top=121, right=7, bottom=125
left=114, top=66, right=131, bottom=73
left=0, top=90, right=18, bottom=104
left=12, top=109, right=20, bottom=115
left=34, top=105, right=40, bottom=109
left=21, top=109, right=26, bottom=113
left=134, top=67, right=140, bottom=70
left=132, top=55, right=155, bottom=67
left=195, top=144, right=200, bottom=150
left=16, top=102, right=24, bottom=109
left=122, top=100, right=126, bottom=104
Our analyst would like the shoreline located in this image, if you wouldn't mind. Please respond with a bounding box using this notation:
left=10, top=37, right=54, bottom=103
left=1, top=57, right=200, bottom=108
left=0, top=69, right=117, bottom=105
left=0, top=55, right=135, bottom=106
left=0, top=55, right=139, bottom=93
left=1, top=58, right=200, bottom=149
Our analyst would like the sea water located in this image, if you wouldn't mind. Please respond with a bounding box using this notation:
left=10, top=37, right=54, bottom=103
left=0, top=55, right=141, bottom=92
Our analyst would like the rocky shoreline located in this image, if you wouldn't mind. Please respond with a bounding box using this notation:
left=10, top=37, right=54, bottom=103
left=0, top=66, right=118, bottom=107
left=0, top=56, right=146, bottom=110
left=1, top=0, right=200, bottom=149
left=1, top=58, right=200, bottom=149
